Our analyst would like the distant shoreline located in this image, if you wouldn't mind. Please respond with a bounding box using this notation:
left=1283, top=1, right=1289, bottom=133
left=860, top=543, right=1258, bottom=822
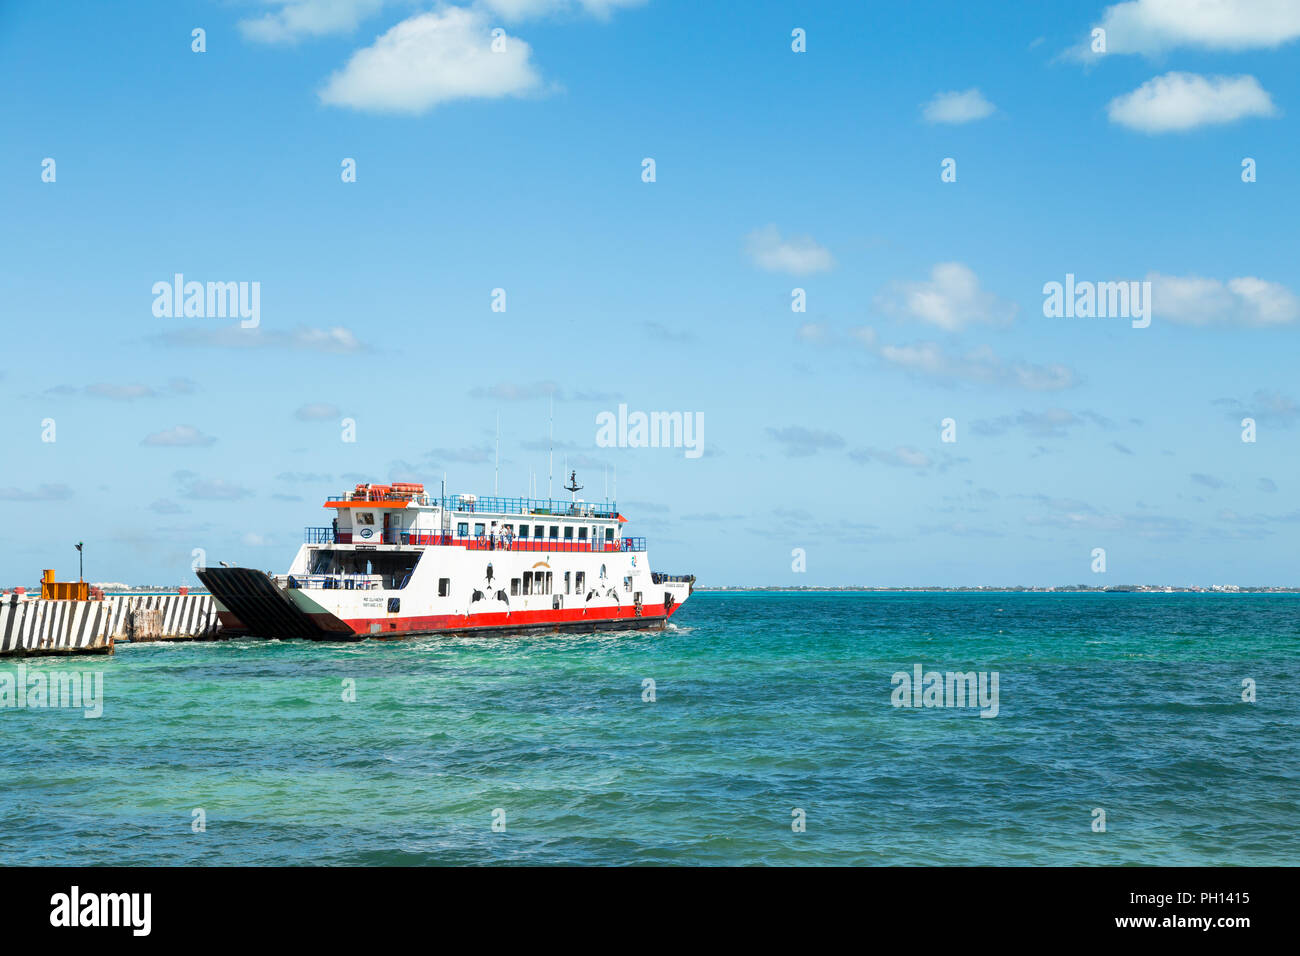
left=698, top=586, right=1300, bottom=594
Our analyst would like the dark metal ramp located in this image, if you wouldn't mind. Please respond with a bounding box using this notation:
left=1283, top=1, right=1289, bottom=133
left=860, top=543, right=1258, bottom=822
left=196, top=567, right=359, bottom=641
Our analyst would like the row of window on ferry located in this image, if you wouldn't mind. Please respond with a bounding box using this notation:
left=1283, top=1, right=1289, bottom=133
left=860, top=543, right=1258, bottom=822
left=455, top=522, right=614, bottom=542
left=434, top=570, right=634, bottom=597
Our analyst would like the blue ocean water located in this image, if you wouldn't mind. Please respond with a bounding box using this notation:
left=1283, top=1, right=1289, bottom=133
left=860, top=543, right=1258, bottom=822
left=1, top=591, right=1297, bottom=865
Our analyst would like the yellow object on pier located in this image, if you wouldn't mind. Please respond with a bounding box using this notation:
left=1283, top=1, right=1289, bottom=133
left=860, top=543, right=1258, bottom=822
left=41, top=569, right=88, bottom=601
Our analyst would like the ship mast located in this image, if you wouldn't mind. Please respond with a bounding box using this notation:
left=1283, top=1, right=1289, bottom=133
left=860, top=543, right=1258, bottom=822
left=564, top=470, right=582, bottom=504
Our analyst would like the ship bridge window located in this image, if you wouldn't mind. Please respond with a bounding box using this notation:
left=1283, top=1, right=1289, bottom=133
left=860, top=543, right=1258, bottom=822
left=564, top=526, right=574, bottom=540
left=474, top=523, right=486, bottom=536
left=356, top=512, right=375, bottom=525
left=578, top=527, right=588, bottom=541
left=457, top=522, right=469, bottom=537
left=549, top=526, right=559, bottom=539
left=605, top=528, right=614, bottom=542
left=518, top=525, right=530, bottom=538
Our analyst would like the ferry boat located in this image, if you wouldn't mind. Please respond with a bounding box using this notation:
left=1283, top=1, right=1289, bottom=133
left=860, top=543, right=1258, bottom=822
left=196, top=474, right=694, bottom=641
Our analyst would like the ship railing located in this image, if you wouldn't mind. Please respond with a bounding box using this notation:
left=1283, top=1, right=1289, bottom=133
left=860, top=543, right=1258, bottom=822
left=280, top=573, right=383, bottom=591
left=444, top=495, right=619, bottom=518
left=306, top=527, right=647, bottom=553
left=387, top=532, right=647, bottom=552
left=324, top=493, right=619, bottom=518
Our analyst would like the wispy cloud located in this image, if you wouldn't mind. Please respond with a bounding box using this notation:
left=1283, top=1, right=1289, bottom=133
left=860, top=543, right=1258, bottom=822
left=469, top=381, right=561, bottom=401
left=873, top=339, right=1078, bottom=391
left=151, top=326, right=368, bottom=353
left=765, top=426, right=845, bottom=457
left=849, top=445, right=967, bottom=473
left=972, top=409, right=1113, bottom=438
left=141, top=425, right=217, bottom=447
left=239, top=0, right=387, bottom=44
left=744, top=225, right=834, bottom=275
left=480, top=0, right=648, bottom=21
left=174, top=471, right=253, bottom=500
left=0, top=483, right=73, bottom=501
left=295, top=402, right=341, bottom=421
left=1213, top=390, right=1299, bottom=427
left=45, top=379, right=196, bottom=400
left=877, top=263, right=1017, bottom=331
left=921, top=88, right=995, bottom=124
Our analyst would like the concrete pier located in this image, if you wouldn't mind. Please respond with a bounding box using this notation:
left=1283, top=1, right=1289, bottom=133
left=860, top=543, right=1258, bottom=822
left=0, top=592, right=221, bottom=657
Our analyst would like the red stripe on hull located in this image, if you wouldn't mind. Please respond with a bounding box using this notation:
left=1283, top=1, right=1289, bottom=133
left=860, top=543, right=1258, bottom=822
left=319, top=601, right=682, bottom=636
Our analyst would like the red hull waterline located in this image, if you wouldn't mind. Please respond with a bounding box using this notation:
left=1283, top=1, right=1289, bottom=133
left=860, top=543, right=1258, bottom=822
left=216, top=602, right=682, bottom=641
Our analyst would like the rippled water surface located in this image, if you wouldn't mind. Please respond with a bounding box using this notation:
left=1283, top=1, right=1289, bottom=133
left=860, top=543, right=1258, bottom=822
left=2, top=592, right=1297, bottom=865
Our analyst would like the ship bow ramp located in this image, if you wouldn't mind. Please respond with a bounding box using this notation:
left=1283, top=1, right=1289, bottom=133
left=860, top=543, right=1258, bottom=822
left=196, top=567, right=358, bottom=641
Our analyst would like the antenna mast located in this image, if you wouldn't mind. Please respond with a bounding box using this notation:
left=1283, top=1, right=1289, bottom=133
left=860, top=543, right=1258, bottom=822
left=547, top=394, right=553, bottom=500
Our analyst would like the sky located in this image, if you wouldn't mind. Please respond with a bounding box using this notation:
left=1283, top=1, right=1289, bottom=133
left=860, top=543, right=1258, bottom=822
left=1, top=0, right=1298, bottom=588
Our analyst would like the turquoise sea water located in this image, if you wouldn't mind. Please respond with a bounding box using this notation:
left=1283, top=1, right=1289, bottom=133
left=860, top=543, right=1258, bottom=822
left=1, top=591, right=1297, bottom=866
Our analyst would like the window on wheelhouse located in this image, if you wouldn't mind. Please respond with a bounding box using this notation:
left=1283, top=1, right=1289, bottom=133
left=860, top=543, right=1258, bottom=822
left=578, top=527, right=588, bottom=541
left=457, top=522, right=469, bottom=537
left=518, top=525, right=529, bottom=538
left=605, top=528, right=614, bottom=542
left=564, top=526, right=574, bottom=540
left=548, top=526, right=559, bottom=539
left=474, top=523, right=485, bottom=536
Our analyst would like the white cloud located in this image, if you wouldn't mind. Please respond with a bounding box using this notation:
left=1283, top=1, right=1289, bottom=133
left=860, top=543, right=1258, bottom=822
left=1149, top=273, right=1299, bottom=325
left=877, top=262, right=1017, bottom=331
left=240, top=0, right=387, bottom=44
left=319, top=7, right=542, bottom=113
left=921, top=88, right=995, bottom=124
left=1092, top=0, right=1300, bottom=54
left=479, top=0, right=647, bottom=21
left=1107, top=72, right=1278, bottom=133
left=744, top=225, right=834, bottom=275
